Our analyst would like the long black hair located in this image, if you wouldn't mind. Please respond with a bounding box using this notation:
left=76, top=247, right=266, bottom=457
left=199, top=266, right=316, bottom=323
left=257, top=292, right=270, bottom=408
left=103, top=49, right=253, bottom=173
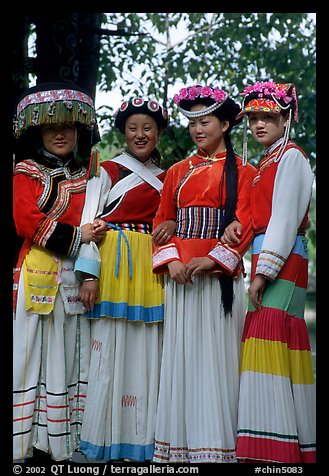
left=214, top=98, right=241, bottom=315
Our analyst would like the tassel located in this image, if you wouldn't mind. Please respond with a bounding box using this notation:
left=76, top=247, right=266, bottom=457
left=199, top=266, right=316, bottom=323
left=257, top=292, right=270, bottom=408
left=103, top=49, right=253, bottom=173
left=242, top=115, right=248, bottom=166
left=15, top=100, right=96, bottom=138
left=274, top=109, right=292, bottom=163
left=87, top=145, right=101, bottom=179
left=108, top=224, right=133, bottom=280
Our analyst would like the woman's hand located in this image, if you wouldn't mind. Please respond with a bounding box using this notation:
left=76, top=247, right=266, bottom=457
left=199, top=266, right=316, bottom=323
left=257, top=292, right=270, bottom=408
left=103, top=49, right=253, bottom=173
left=93, top=219, right=107, bottom=243
left=167, top=260, right=193, bottom=285
left=152, top=220, right=176, bottom=245
left=81, top=223, right=95, bottom=243
left=220, top=220, right=242, bottom=245
left=79, top=279, right=99, bottom=311
left=81, top=220, right=107, bottom=244
left=185, top=256, right=216, bottom=279
left=248, top=274, right=268, bottom=310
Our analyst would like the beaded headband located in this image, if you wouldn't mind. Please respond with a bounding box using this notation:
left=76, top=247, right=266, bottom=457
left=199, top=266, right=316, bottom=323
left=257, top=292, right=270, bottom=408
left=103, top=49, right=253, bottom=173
left=236, top=98, right=281, bottom=119
left=173, top=85, right=228, bottom=118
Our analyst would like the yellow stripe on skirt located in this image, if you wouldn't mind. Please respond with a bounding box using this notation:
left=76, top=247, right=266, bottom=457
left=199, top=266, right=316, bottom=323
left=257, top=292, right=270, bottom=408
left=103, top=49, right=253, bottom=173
left=240, top=338, right=315, bottom=384
left=87, top=230, right=164, bottom=322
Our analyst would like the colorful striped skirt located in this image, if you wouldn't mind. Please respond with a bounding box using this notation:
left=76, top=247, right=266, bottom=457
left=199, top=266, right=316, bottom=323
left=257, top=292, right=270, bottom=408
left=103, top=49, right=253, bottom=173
left=236, top=234, right=316, bottom=463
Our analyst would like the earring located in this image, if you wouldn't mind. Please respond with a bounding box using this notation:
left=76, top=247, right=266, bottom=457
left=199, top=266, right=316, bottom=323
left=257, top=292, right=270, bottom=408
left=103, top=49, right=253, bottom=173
left=274, top=109, right=292, bottom=163
left=242, top=115, right=248, bottom=166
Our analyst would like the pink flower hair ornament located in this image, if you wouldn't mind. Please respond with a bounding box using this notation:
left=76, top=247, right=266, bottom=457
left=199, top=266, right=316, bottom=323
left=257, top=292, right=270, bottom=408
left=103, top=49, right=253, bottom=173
left=173, top=85, right=228, bottom=118
left=239, top=81, right=298, bottom=122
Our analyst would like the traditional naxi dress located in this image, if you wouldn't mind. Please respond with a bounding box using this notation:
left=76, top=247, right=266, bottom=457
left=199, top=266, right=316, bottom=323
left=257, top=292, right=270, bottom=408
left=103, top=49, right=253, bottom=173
left=236, top=138, right=316, bottom=463
left=152, top=149, right=257, bottom=463
left=77, top=152, right=166, bottom=461
left=13, top=154, right=91, bottom=461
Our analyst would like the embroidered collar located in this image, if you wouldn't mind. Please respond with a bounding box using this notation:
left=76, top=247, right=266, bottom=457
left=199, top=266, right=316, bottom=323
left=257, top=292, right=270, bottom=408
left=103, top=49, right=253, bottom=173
left=38, top=147, right=75, bottom=167
left=264, top=137, right=285, bottom=156
left=35, top=148, right=83, bottom=176
left=196, top=149, right=226, bottom=161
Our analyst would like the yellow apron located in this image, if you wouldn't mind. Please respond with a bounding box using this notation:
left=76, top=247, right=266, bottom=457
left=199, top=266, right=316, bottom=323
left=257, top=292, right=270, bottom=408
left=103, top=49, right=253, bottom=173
left=23, top=245, right=61, bottom=314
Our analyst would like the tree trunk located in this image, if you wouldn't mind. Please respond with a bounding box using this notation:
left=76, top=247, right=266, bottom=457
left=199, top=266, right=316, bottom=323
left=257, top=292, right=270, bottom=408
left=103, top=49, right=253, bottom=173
left=12, top=16, right=31, bottom=106
left=31, top=13, right=103, bottom=100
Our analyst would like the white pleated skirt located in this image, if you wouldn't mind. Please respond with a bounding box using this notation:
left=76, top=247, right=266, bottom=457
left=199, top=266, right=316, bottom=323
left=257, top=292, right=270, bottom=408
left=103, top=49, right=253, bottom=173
left=13, top=260, right=91, bottom=461
left=153, top=273, right=246, bottom=463
left=79, top=317, right=163, bottom=462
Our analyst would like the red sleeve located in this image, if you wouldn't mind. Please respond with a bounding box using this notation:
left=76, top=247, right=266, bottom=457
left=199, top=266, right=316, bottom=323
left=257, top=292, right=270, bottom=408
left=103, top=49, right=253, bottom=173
left=231, top=161, right=257, bottom=256
left=13, top=172, right=81, bottom=256
left=208, top=161, right=257, bottom=274
left=13, top=172, right=49, bottom=240
left=152, top=165, right=181, bottom=273
left=153, top=166, right=178, bottom=229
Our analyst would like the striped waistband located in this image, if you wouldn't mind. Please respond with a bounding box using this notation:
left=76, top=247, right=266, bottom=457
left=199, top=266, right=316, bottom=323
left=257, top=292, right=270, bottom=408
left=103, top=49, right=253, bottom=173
left=176, top=207, right=224, bottom=239
left=106, top=222, right=152, bottom=234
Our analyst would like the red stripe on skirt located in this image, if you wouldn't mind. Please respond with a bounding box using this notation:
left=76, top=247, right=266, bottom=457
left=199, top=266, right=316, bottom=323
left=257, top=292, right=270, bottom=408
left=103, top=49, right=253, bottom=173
left=251, top=253, right=308, bottom=288
left=242, top=308, right=311, bottom=351
left=277, top=254, right=308, bottom=288
left=237, top=436, right=302, bottom=463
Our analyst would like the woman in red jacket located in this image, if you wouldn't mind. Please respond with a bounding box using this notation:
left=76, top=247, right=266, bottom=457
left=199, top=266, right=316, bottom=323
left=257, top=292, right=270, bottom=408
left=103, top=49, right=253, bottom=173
left=152, top=84, right=257, bottom=463
left=222, top=81, right=316, bottom=463
left=13, top=82, right=104, bottom=462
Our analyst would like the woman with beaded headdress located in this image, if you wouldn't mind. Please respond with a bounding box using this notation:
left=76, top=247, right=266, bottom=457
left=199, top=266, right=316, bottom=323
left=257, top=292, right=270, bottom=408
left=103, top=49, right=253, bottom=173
left=13, top=82, right=106, bottom=461
left=74, top=96, right=175, bottom=462
left=222, top=81, right=316, bottom=463
left=151, top=84, right=257, bottom=463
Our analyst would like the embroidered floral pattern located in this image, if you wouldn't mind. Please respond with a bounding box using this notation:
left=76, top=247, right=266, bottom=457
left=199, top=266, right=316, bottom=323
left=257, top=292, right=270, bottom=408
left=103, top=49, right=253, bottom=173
left=152, top=245, right=180, bottom=269
left=154, top=440, right=237, bottom=463
left=208, top=243, right=241, bottom=273
left=256, top=250, right=286, bottom=281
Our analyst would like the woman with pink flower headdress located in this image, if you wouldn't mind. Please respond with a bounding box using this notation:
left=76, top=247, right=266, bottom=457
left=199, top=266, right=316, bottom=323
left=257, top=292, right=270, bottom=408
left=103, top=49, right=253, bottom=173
left=151, top=84, right=257, bottom=463
left=222, top=81, right=316, bottom=463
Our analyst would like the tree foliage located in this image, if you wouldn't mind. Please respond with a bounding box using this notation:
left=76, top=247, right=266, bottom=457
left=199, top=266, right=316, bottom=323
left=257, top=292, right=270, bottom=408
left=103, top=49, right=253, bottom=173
left=96, top=13, right=316, bottom=172
left=14, top=12, right=316, bottom=279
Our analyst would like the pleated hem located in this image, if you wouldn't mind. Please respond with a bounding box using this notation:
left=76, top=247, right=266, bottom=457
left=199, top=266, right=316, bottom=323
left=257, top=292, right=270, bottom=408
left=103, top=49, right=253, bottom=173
left=236, top=436, right=316, bottom=463
left=153, top=441, right=237, bottom=463
left=85, top=301, right=164, bottom=323
left=80, top=440, right=155, bottom=462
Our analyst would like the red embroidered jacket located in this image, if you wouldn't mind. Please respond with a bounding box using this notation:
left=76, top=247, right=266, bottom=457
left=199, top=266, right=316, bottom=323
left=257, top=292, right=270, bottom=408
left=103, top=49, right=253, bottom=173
left=152, top=150, right=257, bottom=277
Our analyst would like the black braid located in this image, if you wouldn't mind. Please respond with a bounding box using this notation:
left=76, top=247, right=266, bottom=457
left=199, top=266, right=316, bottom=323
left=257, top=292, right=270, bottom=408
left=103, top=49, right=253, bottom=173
left=218, top=132, right=238, bottom=316
left=223, top=133, right=238, bottom=228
